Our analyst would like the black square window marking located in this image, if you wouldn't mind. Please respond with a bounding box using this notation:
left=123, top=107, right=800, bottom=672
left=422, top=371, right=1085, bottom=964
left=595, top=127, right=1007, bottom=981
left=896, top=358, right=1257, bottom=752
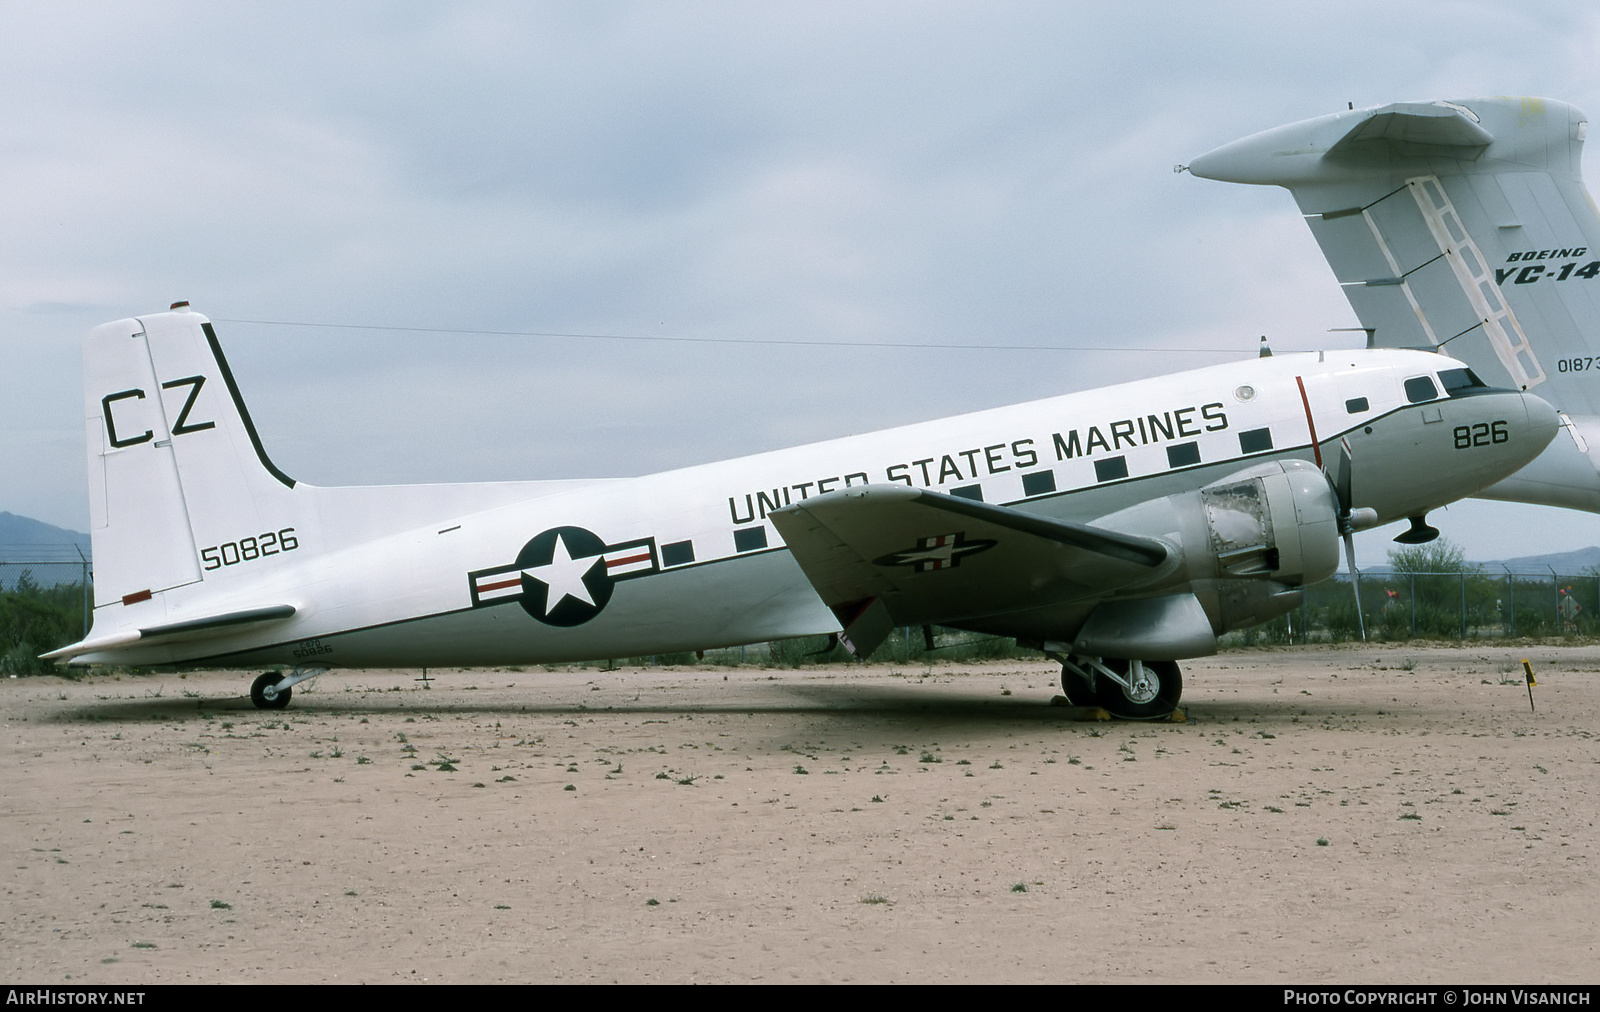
left=732, top=526, right=768, bottom=553
left=661, top=540, right=695, bottom=567
left=1239, top=428, right=1273, bottom=454
left=1166, top=442, right=1200, bottom=468
left=1094, top=456, right=1129, bottom=482
left=1021, top=470, right=1056, bottom=496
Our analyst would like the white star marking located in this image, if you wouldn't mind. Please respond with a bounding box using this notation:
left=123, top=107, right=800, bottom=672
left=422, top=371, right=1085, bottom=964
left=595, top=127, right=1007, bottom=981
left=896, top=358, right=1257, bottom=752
left=523, top=533, right=599, bottom=612
left=899, top=542, right=956, bottom=567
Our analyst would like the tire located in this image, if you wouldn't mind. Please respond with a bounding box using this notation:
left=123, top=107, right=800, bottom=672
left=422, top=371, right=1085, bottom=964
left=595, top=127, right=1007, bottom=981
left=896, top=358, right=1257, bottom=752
left=1092, top=659, right=1181, bottom=720
left=1060, top=666, right=1095, bottom=706
left=250, top=672, right=292, bottom=710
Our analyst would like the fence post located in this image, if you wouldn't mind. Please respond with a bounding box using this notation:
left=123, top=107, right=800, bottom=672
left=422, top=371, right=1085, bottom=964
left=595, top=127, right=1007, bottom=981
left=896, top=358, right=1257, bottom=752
left=1507, top=566, right=1515, bottom=637
left=76, top=546, right=90, bottom=640
left=1551, top=567, right=1560, bottom=635
left=1460, top=572, right=1466, bottom=639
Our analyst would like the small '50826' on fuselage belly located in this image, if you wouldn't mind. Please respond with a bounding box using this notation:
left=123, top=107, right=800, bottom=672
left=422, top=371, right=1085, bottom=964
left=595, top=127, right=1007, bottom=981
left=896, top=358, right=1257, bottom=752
left=49, top=308, right=1556, bottom=716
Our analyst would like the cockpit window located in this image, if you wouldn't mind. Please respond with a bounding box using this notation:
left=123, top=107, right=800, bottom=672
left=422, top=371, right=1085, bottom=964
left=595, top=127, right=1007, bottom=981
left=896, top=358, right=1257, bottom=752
left=1439, top=367, right=1489, bottom=394
left=1404, top=376, right=1439, bottom=404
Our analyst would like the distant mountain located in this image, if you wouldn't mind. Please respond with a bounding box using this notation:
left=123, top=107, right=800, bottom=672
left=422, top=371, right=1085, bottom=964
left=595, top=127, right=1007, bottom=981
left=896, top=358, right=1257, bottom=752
left=1486, top=546, right=1600, bottom=575
left=1358, top=544, right=1600, bottom=576
left=0, top=512, right=91, bottom=562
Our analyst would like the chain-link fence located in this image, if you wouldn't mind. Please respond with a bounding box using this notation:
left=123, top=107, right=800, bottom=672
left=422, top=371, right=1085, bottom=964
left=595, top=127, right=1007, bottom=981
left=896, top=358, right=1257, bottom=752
left=0, top=560, right=90, bottom=591
left=1267, top=570, right=1600, bottom=644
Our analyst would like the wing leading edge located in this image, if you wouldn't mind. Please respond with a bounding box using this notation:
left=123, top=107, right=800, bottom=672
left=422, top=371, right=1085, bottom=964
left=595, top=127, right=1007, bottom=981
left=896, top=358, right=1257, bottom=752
left=768, top=486, right=1172, bottom=656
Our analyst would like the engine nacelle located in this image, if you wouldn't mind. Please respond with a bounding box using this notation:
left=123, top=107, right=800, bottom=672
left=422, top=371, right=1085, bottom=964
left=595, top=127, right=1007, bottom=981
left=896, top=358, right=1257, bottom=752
left=1097, top=458, right=1341, bottom=588
left=1074, top=460, right=1342, bottom=657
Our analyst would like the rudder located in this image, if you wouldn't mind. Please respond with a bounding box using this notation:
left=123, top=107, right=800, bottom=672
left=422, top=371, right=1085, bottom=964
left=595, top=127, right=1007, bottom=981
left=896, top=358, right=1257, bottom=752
left=85, top=305, right=310, bottom=611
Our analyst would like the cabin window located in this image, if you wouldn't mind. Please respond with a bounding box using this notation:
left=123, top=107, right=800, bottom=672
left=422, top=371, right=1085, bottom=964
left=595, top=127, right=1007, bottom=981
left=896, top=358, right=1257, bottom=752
left=1021, top=470, right=1056, bottom=496
left=1166, top=442, right=1200, bottom=468
left=1404, top=376, right=1439, bottom=403
left=1093, top=456, right=1128, bottom=482
left=661, top=540, right=695, bottom=567
left=733, top=526, right=768, bottom=553
left=949, top=484, right=983, bottom=501
left=1345, top=397, right=1369, bottom=414
left=1238, top=428, right=1273, bottom=454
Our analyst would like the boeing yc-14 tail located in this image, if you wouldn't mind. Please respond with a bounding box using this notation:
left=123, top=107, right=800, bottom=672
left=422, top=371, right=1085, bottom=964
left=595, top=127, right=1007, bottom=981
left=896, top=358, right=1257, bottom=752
left=45, top=304, right=1556, bottom=717
left=1190, top=95, right=1600, bottom=514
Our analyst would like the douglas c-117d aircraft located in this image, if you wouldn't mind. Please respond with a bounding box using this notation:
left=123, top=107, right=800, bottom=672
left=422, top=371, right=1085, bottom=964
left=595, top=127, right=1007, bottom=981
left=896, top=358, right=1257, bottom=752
left=44, top=305, right=1556, bottom=717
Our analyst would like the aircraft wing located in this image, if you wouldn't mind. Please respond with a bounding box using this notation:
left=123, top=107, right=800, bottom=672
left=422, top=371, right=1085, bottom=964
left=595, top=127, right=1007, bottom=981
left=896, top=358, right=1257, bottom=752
left=768, top=486, right=1170, bottom=656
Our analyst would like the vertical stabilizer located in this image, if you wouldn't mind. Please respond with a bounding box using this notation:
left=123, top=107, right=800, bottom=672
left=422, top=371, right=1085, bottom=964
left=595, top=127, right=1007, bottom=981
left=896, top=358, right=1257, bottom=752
left=85, top=306, right=310, bottom=612
left=1191, top=97, right=1600, bottom=512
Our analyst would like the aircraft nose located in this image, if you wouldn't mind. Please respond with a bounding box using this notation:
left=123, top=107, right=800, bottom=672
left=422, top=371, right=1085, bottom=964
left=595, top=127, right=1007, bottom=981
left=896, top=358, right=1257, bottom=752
left=1523, top=391, right=1559, bottom=448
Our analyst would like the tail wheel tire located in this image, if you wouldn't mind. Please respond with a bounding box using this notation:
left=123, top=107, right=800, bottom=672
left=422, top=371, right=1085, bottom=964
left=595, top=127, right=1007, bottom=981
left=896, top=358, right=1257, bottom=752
left=1093, top=659, right=1181, bottom=720
left=250, top=672, right=292, bottom=710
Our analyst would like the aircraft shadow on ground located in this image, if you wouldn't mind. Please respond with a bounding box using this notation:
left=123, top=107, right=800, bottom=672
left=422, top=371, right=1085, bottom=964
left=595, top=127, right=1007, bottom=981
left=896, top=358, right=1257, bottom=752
left=48, top=680, right=1388, bottom=727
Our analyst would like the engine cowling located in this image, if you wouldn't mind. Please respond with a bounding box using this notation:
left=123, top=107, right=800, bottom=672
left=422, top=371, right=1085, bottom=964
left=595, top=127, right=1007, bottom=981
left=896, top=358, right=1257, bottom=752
left=1073, top=459, right=1342, bottom=657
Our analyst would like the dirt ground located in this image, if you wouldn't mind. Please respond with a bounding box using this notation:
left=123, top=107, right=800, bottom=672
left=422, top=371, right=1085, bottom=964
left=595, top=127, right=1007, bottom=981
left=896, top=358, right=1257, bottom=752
left=2, top=644, right=1596, bottom=984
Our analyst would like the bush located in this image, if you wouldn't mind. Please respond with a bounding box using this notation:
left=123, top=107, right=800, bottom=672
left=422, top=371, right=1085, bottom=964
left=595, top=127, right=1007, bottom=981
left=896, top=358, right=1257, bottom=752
left=0, top=572, right=87, bottom=675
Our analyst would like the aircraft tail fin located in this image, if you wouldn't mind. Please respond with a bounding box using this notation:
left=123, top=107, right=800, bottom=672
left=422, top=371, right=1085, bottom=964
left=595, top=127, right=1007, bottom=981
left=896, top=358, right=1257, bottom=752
left=84, top=305, right=310, bottom=612
left=1190, top=97, right=1600, bottom=410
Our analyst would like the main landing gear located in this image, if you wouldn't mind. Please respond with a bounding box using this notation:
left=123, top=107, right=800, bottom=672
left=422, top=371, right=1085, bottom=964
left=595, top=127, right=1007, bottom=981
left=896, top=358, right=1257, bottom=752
left=249, top=667, right=328, bottom=710
left=1059, top=655, right=1182, bottom=720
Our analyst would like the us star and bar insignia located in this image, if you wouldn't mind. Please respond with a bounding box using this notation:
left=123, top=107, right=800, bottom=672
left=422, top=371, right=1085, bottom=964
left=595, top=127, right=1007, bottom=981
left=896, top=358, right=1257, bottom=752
left=469, top=526, right=658, bottom=627
left=872, top=532, right=997, bottom=573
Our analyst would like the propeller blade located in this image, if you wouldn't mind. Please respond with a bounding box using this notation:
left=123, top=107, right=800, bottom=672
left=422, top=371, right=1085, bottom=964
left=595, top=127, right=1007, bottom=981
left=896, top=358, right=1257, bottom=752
left=1331, top=437, right=1354, bottom=516
left=1325, top=435, right=1365, bottom=641
left=1344, top=529, right=1366, bottom=643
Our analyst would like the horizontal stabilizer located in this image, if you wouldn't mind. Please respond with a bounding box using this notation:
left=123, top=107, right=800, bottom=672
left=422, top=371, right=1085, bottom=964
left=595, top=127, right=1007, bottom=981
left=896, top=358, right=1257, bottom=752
left=43, top=604, right=296, bottom=661
left=768, top=486, right=1170, bottom=657
left=1323, top=102, right=1494, bottom=159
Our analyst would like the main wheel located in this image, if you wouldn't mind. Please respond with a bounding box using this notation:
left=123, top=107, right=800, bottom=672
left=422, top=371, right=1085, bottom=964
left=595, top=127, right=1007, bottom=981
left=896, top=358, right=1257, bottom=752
left=1092, top=659, right=1181, bottom=720
left=250, top=672, right=292, bottom=710
left=1060, top=666, right=1095, bottom=706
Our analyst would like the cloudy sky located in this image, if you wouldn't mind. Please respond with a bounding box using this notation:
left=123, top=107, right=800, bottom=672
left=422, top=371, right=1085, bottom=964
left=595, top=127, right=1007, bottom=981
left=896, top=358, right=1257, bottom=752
left=5, top=1, right=1600, bottom=565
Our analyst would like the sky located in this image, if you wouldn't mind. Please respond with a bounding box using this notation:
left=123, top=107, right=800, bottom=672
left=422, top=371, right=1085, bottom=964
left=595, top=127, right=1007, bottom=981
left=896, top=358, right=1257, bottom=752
left=5, top=1, right=1600, bottom=565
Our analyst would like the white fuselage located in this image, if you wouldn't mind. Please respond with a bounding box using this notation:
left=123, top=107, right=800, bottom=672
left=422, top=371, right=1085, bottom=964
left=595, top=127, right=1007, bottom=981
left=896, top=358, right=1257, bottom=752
left=73, top=341, right=1553, bottom=669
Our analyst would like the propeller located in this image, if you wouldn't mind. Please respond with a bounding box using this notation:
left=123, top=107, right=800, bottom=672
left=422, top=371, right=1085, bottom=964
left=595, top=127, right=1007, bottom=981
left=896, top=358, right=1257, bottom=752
left=1326, top=437, right=1378, bottom=642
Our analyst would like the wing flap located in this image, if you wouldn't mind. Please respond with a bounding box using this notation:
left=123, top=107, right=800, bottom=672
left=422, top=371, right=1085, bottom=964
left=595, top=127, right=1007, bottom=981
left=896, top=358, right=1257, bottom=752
left=768, top=487, right=1171, bottom=655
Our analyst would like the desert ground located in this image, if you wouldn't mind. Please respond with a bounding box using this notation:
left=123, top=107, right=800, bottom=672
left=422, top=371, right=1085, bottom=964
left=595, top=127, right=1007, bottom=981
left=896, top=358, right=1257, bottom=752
left=2, top=644, right=1596, bottom=984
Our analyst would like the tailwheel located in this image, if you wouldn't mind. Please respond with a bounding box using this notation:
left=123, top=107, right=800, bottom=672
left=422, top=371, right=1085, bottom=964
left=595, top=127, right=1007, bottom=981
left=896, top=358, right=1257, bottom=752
left=250, top=672, right=292, bottom=710
left=1092, top=658, right=1182, bottom=720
